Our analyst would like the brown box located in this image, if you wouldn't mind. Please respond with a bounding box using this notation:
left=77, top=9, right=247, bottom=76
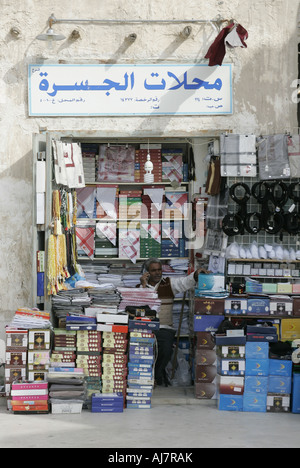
left=195, top=349, right=217, bottom=366
left=194, top=298, right=225, bottom=315
left=194, top=364, right=217, bottom=383
left=196, top=332, right=215, bottom=350
left=194, top=382, right=217, bottom=399
left=293, top=297, right=300, bottom=316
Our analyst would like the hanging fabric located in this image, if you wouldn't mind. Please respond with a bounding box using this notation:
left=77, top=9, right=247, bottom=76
left=287, top=134, right=300, bottom=177
left=220, top=134, right=257, bottom=177
left=205, top=22, right=248, bottom=66
left=257, top=134, right=291, bottom=180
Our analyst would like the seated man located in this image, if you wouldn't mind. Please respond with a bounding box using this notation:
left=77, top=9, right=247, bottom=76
left=138, top=257, right=208, bottom=386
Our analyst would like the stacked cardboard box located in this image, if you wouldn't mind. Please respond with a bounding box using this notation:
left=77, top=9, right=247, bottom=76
left=267, top=358, right=292, bottom=413
left=97, top=313, right=129, bottom=403
left=194, top=332, right=218, bottom=400
left=5, top=329, right=28, bottom=406
left=244, top=341, right=270, bottom=412
left=48, top=367, right=85, bottom=414
left=27, top=329, right=51, bottom=382
left=51, top=329, right=77, bottom=369
left=141, top=188, right=165, bottom=220
left=126, top=322, right=156, bottom=408
left=216, top=335, right=246, bottom=411
left=76, top=330, right=102, bottom=407
left=11, top=381, right=49, bottom=414
left=91, top=392, right=124, bottom=413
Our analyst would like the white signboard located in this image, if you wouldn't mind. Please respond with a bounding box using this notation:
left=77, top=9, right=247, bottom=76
left=28, top=63, right=232, bottom=116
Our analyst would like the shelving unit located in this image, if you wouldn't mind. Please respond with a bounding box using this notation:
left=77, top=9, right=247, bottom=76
left=32, top=133, right=199, bottom=349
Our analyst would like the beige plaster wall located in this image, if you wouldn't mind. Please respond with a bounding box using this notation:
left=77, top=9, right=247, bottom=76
left=0, top=0, right=299, bottom=351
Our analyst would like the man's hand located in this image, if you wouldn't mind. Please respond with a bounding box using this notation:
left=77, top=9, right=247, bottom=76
left=140, top=272, right=150, bottom=288
left=193, top=268, right=210, bottom=282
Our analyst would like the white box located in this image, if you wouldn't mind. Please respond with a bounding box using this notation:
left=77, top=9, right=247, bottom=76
left=51, top=401, right=83, bottom=414
left=243, top=265, right=251, bottom=275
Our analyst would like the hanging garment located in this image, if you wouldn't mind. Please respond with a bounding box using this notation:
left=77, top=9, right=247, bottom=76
left=287, top=134, right=300, bottom=177
left=205, top=22, right=248, bottom=66
left=52, top=141, right=85, bottom=188
left=257, top=134, right=291, bottom=180
left=220, top=134, right=257, bottom=177
left=225, top=24, right=248, bottom=49
left=205, top=157, right=221, bottom=195
left=205, top=22, right=235, bottom=66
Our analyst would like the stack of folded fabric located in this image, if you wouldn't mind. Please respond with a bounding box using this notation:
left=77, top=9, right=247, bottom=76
left=140, top=222, right=162, bottom=258
left=162, top=148, right=183, bottom=183
left=47, top=367, right=85, bottom=414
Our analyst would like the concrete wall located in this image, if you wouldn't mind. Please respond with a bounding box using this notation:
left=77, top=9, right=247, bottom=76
left=0, top=0, right=299, bottom=351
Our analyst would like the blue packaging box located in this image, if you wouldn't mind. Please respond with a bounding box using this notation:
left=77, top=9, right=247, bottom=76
left=198, top=274, right=225, bottom=293
left=244, top=376, right=268, bottom=394
left=243, top=392, right=267, bottom=412
left=268, top=359, right=292, bottom=377
left=247, top=297, right=270, bottom=315
left=217, top=357, right=245, bottom=376
left=292, top=373, right=300, bottom=414
left=245, top=358, right=269, bottom=376
left=218, top=394, right=243, bottom=411
left=245, top=342, right=269, bottom=360
left=224, top=298, right=248, bottom=315
left=194, top=315, right=224, bottom=332
left=268, top=375, right=292, bottom=394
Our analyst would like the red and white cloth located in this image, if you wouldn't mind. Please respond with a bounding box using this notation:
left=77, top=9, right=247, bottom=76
left=205, top=22, right=248, bottom=66
left=76, top=227, right=95, bottom=259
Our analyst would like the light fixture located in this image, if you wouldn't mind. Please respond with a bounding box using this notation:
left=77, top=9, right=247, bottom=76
left=36, top=14, right=66, bottom=44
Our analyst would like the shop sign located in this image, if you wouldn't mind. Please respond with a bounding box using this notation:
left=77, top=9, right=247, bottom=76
left=28, top=63, right=232, bottom=116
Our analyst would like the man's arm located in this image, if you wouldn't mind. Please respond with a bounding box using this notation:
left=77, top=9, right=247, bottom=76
left=170, top=268, right=209, bottom=296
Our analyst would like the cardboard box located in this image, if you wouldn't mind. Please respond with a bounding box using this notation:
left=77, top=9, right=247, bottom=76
left=245, top=342, right=269, bottom=360
left=292, top=373, right=300, bottom=413
left=197, top=274, right=225, bottom=293
left=277, top=283, right=293, bottom=294
left=6, top=330, right=28, bottom=349
left=224, top=298, right=247, bottom=315
left=217, top=375, right=244, bottom=395
left=292, top=297, right=300, bottom=316
left=195, top=349, right=217, bottom=366
left=216, top=345, right=245, bottom=359
left=243, top=393, right=267, bottom=412
left=195, top=332, right=215, bottom=350
left=28, top=329, right=51, bottom=350
left=292, top=284, right=300, bottom=293
left=217, top=358, right=245, bottom=376
left=245, top=358, right=269, bottom=376
left=194, top=382, right=217, bottom=399
left=194, top=298, right=224, bottom=315
left=262, top=283, right=277, bottom=294
left=268, top=376, right=292, bottom=394
left=244, top=376, right=268, bottom=394
left=194, top=365, right=217, bottom=383
left=193, top=315, right=224, bottom=332
left=269, top=297, right=293, bottom=316
left=269, top=359, right=292, bottom=377
left=247, top=297, right=270, bottom=315
left=267, top=393, right=290, bottom=412
left=218, top=394, right=243, bottom=411
left=281, top=318, right=300, bottom=340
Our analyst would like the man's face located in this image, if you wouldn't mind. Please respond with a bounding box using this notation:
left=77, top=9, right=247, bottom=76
left=148, top=262, right=162, bottom=285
